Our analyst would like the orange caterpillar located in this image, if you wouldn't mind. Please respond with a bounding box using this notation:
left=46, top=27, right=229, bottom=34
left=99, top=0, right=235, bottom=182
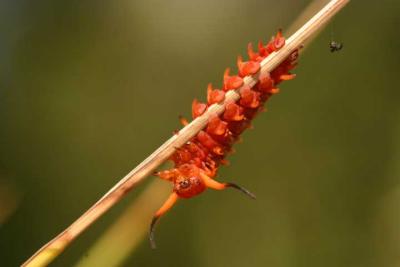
left=150, top=30, right=298, bottom=248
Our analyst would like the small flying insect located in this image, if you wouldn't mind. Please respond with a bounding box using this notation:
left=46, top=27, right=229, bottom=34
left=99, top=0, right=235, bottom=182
left=329, top=41, right=343, bottom=52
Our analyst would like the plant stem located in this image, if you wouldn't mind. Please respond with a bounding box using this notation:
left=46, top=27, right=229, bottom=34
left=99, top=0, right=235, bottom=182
left=21, top=0, right=349, bottom=266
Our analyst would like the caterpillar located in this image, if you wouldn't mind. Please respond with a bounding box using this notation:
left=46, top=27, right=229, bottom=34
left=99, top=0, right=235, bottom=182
left=150, top=30, right=298, bottom=248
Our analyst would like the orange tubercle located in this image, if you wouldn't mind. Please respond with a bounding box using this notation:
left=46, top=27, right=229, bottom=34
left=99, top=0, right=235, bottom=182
left=223, top=68, right=244, bottom=91
left=192, top=99, right=207, bottom=119
left=206, top=116, right=228, bottom=136
left=207, top=83, right=225, bottom=104
left=237, top=55, right=261, bottom=77
left=223, top=103, right=244, bottom=121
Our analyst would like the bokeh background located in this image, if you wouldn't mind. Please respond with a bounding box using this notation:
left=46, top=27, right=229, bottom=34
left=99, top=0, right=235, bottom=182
left=1, top=0, right=400, bottom=266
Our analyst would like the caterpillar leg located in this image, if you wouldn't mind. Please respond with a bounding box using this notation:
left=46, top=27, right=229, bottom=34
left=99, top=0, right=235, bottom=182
left=200, top=173, right=256, bottom=199
left=149, top=192, right=179, bottom=249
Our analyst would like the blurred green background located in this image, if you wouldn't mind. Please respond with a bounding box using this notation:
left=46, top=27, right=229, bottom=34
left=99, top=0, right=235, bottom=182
left=1, top=0, right=400, bottom=266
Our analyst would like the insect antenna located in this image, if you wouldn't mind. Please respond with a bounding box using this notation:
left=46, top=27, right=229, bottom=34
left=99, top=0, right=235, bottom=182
left=225, top=183, right=256, bottom=199
left=200, top=173, right=256, bottom=199
left=149, top=192, right=179, bottom=249
left=149, top=216, right=159, bottom=249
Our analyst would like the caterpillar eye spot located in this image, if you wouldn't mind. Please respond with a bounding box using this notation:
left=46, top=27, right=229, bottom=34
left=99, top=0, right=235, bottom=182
left=179, top=180, right=190, bottom=189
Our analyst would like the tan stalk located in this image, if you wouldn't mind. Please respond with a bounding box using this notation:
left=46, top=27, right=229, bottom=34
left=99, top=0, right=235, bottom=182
left=74, top=180, right=170, bottom=267
left=21, top=0, right=349, bottom=266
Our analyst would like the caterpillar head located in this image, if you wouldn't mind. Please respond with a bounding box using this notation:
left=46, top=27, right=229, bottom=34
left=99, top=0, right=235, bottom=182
left=173, top=164, right=206, bottom=198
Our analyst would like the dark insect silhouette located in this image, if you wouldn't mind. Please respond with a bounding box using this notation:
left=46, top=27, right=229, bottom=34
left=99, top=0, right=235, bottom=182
left=329, top=41, right=343, bottom=52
